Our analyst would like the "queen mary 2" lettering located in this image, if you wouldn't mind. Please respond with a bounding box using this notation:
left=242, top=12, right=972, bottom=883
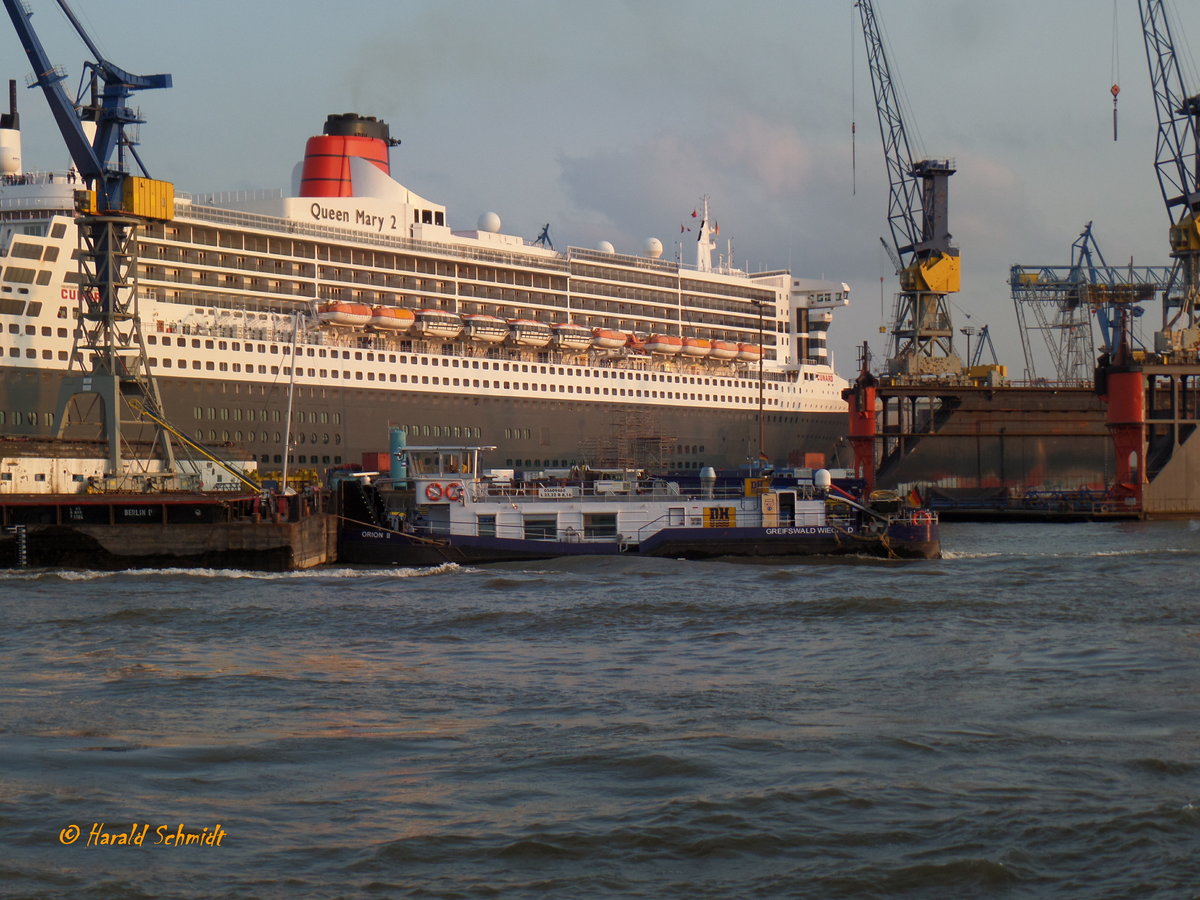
left=308, top=203, right=396, bottom=233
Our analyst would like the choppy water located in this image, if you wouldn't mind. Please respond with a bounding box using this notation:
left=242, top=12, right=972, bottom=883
left=2, top=521, right=1199, bottom=899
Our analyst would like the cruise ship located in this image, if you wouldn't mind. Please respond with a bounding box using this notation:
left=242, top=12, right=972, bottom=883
left=0, top=107, right=850, bottom=476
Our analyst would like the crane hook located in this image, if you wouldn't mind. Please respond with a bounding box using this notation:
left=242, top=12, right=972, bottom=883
left=1111, top=83, right=1120, bottom=141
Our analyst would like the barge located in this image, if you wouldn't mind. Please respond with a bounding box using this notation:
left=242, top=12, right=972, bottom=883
left=0, top=490, right=334, bottom=570
left=335, top=444, right=940, bottom=565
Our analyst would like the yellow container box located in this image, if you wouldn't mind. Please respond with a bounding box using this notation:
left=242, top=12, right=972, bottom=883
left=122, top=176, right=175, bottom=220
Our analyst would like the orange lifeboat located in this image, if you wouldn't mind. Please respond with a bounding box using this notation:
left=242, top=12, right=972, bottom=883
left=368, top=305, right=416, bottom=331
left=645, top=334, right=684, bottom=355
left=710, top=340, right=740, bottom=360
left=317, top=301, right=372, bottom=327
left=681, top=337, right=712, bottom=358
left=592, top=328, right=629, bottom=350
left=736, top=342, right=763, bottom=362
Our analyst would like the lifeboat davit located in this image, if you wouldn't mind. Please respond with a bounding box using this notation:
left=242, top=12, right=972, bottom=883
left=645, top=334, right=684, bottom=355
left=592, top=328, right=629, bottom=350
left=736, top=342, right=764, bottom=362
left=552, top=322, right=593, bottom=350
left=710, top=340, right=740, bottom=360
left=317, top=301, right=372, bottom=327
left=508, top=319, right=553, bottom=348
left=681, top=337, right=712, bottom=358
left=462, top=313, right=509, bottom=343
left=368, top=305, right=416, bottom=331
left=414, top=309, right=463, bottom=339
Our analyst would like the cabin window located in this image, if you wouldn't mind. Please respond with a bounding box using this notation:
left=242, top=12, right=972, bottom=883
left=583, top=514, right=618, bottom=539
left=523, top=516, right=556, bottom=540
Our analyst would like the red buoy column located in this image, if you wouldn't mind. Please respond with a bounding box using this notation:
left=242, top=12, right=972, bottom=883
left=844, top=368, right=878, bottom=494
left=1098, top=308, right=1146, bottom=510
left=1102, top=368, right=1146, bottom=509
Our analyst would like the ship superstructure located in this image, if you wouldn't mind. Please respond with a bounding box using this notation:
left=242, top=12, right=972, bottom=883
left=0, top=111, right=849, bottom=475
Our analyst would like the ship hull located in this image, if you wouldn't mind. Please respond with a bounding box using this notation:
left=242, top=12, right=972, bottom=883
left=1, top=368, right=848, bottom=473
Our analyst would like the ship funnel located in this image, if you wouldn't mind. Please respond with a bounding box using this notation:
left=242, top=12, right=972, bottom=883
left=299, top=113, right=394, bottom=198
left=0, top=79, right=21, bottom=177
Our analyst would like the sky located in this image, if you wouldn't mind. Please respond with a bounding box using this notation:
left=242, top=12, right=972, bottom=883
left=5, top=0, right=1200, bottom=379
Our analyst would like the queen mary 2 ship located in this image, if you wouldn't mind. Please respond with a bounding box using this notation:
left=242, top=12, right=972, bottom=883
left=0, top=108, right=850, bottom=474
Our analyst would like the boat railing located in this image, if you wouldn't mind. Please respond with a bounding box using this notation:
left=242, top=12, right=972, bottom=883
left=181, top=202, right=572, bottom=274
left=635, top=511, right=686, bottom=543
left=0, top=170, right=75, bottom=188
left=472, top=480, right=766, bottom=502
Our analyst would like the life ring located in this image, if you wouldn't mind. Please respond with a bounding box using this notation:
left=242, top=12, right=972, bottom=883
left=424, top=482, right=443, bottom=501
left=911, top=510, right=931, bottom=525
left=444, top=481, right=463, bottom=502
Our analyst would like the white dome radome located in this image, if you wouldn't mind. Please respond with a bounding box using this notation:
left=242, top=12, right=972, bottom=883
left=596, top=240, right=615, bottom=254
left=478, top=211, right=501, bottom=233
left=644, top=237, right=663, bottom=259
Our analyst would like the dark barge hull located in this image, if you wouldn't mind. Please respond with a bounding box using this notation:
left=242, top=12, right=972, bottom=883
left=0, top=494, right=335, bottom=570
left=339, top=521, right=938, bottom=566
left=339, top=527, right=622, bottom=566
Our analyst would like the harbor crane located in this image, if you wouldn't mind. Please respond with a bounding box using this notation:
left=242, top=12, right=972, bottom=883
left=3, top=0, right=178, bottom=481
left=1009, top=223, right=1172, bottom=383
left=856, top=0, right=961, bottom=378
left=1139, top=0, right=1200, bottom=351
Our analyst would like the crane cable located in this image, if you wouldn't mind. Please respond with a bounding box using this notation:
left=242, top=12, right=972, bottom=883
left=1111, top=0, right=1120, bottom=141
left=851, top=3, right=857, bottom=195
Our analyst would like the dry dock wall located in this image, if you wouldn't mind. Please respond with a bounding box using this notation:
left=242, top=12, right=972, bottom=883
left=1144, top=428, right=1200, bottom=517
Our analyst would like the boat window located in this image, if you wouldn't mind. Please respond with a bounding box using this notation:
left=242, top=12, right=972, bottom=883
left=583, top=513, right=617, bottom=539
left=523, top=516, right=557, bottom=540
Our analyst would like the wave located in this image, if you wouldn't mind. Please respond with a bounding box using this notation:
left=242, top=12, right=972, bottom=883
left=940, top=547, right=1199, bottom=562
left=0, top=562, right=468, bottom=582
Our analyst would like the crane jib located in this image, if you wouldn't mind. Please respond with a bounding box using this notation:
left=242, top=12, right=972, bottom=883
left=2, top=0, right=171, bottom=210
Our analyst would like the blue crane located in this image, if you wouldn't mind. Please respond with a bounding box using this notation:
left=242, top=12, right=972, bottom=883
left=3, top=0, right=170, bottom=212
left=2, top=0, right=177, bottom=477
left=1010, top=223, right=1170, bottom=382
left=856, top=0, right=961, bottom=376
